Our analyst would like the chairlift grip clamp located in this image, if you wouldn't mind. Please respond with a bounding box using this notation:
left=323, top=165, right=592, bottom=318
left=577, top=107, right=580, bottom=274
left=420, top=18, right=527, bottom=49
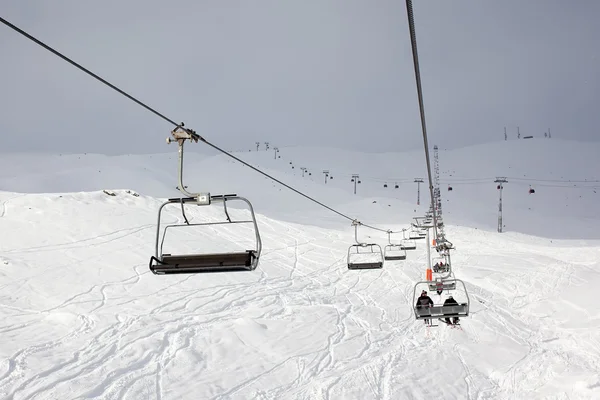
left=195, top=193, right=211, bottom=205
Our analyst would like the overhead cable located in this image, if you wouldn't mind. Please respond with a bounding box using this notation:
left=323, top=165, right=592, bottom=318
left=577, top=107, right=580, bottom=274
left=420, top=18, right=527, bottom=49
left=404, top=0, right=440, bottom=239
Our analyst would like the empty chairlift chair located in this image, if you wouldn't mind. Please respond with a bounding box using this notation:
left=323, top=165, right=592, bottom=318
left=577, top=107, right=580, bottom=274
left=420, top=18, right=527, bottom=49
left=408, top=227, right=426, bottom=240
left=401, top=239, right=417, bottom=250
left=347, top=221, right=384, bottom=270
left=400, top=228, right=417, bottom=250
left=149, top=125, right=262, bottom=275
left=384, top=230, right=407, bottom=260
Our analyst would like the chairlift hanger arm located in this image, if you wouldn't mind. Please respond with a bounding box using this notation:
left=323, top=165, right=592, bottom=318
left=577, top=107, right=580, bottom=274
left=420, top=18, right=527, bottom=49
left=167, top=126, right=209, bottom=201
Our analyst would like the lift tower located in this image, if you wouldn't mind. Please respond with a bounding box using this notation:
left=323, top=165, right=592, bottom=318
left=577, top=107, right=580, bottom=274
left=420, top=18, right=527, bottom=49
left=495, top=177, right=508, bottom=233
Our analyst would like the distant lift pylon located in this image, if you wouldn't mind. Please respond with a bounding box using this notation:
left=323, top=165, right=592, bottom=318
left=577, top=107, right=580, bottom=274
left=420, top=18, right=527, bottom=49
left=149, top=125, right=262, bottom=274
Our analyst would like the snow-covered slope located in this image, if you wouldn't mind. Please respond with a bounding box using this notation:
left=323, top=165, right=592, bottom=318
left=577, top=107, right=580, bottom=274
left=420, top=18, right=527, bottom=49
left=0, top=138, right=599, bottom=399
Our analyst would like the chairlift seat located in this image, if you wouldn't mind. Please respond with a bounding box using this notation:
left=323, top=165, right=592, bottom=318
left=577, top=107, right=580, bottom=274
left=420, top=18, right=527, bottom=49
left=384, top=254, right=406, bottom=261
left=402, top=241, right=417, bottom=250
left=414, top=303, right=468, bottom=319
left=348, top=260, right=383, bottom=269
left=150, top=250, right=257, bottom=274
left=428, top=281, right=456, bottom=291
left=347, top=242, right=384, bottom=270
left=384, top=245, right=407, bottom=260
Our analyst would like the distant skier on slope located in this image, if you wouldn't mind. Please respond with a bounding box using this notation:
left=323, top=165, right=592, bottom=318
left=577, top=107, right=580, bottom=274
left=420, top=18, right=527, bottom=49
left=443, top=296, right=460, bottom=325
left=416, top=290, right=434, bottom=324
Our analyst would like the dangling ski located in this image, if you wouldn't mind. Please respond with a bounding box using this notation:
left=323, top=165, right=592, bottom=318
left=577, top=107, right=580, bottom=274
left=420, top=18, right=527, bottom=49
left=439, top=318, right=461, bottom=328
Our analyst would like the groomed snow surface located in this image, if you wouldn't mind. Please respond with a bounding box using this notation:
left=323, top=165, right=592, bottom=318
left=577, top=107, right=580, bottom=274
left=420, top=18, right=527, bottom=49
left=1, top=138, right=599, bottom=399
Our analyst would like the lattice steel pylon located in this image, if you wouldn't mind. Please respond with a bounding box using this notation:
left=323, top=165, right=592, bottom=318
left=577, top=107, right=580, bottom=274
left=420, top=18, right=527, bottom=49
left=495, top=177, right=508, bottom=233
left=414, top=178, right=424, bottom=205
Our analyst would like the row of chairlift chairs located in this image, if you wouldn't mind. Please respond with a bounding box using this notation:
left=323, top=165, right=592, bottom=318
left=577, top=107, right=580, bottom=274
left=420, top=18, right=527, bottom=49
left=148, top=125, right=469, bottom=327
left=346, top=221, right=425, bottom=269
left=411, top=214, right=470, bottom=326
left=346, top=215, right=469, bottom=327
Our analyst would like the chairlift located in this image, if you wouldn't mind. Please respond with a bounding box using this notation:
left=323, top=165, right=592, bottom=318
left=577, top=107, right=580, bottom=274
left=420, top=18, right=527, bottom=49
left=384, top=183, right=388, bottom=188
left=384, top=230, right=407, bottom=260
left=448, top=185, right=453, bottom=191
left=435, top=238, right=454, bottom=253
left=408, top=227, right=426, bottom=240
left=431, top=255, right=450, bottom=273
left=395, top=183, right=399, bottom=189
left=401, top=239, right=417, bottom=250
left=419, top=217, right=442, bottom=229
left=529, top=186, right=535, bottom=194
left=413, top=279, right=469, bottom=321
left=347, top=221, right=384, bottom=270
left=400, top=228, right=417, bottom=250
left=149, top=125, right=262, bottom=274
left=428, top=278, right=456, bottom=292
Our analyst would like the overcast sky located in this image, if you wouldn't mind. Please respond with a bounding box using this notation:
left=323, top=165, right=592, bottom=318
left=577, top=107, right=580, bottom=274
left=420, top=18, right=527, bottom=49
left=1, top=0, right=598, bottom=155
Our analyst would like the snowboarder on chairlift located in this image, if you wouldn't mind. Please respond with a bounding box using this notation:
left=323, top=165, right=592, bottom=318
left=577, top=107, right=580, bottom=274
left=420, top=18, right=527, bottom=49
left=416, top=290, right=434, bottom=324
left=443, top=296, right=460, bottom=325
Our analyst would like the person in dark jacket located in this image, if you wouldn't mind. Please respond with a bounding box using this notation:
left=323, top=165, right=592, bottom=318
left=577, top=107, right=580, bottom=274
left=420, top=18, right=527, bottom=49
left=443, top=296, right=460, bottom=325
left=416, top=290, right=434, bottom=324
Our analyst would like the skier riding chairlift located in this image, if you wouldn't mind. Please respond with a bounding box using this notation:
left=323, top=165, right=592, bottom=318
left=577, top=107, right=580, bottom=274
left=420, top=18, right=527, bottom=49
left=433, top=260, right=446, bottom=273
left=443, top=296, right=460, bottom=325
left=416, top=290, right=434, bottom=324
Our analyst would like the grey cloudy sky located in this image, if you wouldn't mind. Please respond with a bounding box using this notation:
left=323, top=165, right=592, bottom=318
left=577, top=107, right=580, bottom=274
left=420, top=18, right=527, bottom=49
left=1, top=0, right=598, bottom=155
